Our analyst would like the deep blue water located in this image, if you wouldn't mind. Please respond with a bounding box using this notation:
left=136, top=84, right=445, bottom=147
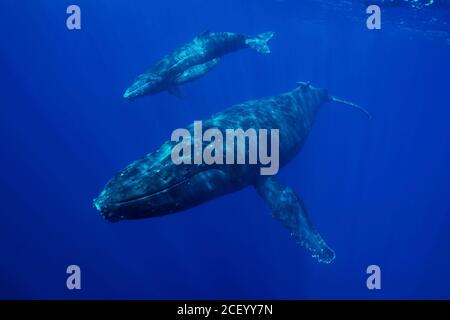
left=1, top=0, right=450, bottom=299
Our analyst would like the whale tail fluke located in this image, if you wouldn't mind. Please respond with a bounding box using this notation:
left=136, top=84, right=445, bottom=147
left=330, top=95, right=372, bottom=119
left=246, top=31, right=275, bottom=54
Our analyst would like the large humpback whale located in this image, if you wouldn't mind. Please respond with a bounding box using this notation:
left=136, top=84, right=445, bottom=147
left=123, top=31, right=275, bottom=100
left=95, top=82, right=369, bottom=263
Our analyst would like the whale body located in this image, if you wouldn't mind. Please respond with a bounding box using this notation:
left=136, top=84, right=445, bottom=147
left=95, top=83, right=369, bottom=263
left=123, top=31, right=275, bottom=100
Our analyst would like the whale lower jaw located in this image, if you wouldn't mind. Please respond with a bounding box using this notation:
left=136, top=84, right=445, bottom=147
left=110, top=172, right=198, bottom=206
left=95, top=171, right=201, bottom=222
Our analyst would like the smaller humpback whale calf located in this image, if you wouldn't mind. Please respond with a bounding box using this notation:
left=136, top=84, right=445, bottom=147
left=123, top=31, right=275, bottom=100
left=95, top=82, right=370, bottom=263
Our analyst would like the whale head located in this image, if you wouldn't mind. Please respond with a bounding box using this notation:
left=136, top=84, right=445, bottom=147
left=93, top=143, right=188, bottom=221
left=93, top=142, right=236, bottom=222
left=123, top=73, right=164, bottom=100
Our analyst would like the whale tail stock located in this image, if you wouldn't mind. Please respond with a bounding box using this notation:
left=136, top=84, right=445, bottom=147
left=329, top=95, right=372, bottom=119
left=255, top=176, right=336, bottom=264
left=246, top=31, right=275, bottom=54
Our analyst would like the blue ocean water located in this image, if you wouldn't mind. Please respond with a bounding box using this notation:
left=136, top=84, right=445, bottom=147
left=1, top=0, right=449, bottom=299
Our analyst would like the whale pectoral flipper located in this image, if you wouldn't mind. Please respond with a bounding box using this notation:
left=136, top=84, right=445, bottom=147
left=174, top=59, right=221, bottom=86
left=255, top=177, right=336, bottom=263
left=168, top=86, right=184, bottom=99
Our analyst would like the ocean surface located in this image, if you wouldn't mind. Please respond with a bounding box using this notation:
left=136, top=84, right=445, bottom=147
left=1, top=0, right=450, bottom=299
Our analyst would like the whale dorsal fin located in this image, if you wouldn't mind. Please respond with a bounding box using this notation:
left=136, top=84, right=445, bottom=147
left=254, top=176, right=335, bottom=263
left=198, top=30, right=211, bottom=38
left=296, top=81, right=311, bottom=90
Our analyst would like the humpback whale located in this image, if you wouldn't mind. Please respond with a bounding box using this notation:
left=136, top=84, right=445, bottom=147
left=123, top=31, right=275, bottom=100
left=95, top=82, right=369, bottom=263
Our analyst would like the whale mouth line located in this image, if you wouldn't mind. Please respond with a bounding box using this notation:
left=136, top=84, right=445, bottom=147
left=109, top=170, right=204, bottom=206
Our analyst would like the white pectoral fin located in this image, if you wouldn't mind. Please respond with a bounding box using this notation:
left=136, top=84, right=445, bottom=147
left=175, top=59, right=221, bottom=85
left=255, top=176, right=335, bottom=264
